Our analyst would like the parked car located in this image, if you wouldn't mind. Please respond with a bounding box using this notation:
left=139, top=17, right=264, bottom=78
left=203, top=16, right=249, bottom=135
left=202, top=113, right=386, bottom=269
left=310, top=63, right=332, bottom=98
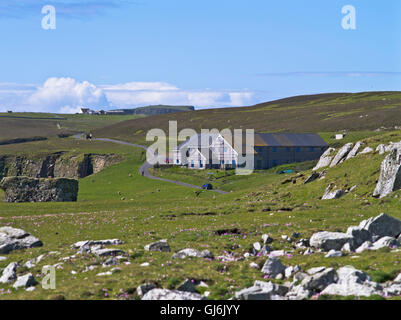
left=202, top=183, right=213, bottom=190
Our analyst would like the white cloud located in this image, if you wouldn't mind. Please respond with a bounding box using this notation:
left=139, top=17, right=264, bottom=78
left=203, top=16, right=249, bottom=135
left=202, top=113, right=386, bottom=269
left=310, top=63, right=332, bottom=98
left=0, top=77, right=257, bottom=113
left=27, top=77, right=109, bottom=113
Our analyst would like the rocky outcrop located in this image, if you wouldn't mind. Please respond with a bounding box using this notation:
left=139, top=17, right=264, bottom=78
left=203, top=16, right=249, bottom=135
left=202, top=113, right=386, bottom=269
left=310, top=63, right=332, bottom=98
left=321, top=184, right=345, bottom=200
left=313, top=148, right=336, bottom=170
left=373, top=148, right=401, bottom=198
left=330, top=143, right=353, bottom=167
left=0, top=153, right=121, bottom=180
left=358, top=213, right=401, bottom=238
left=0, top=176, right=78, bottom=202
left=0, top=227, right=42, bottom=254
left=346, top=142, right=362, bottom=160
left=172, top=248, right=214, bottom=260
left=144, top=240, right=171, bottom=252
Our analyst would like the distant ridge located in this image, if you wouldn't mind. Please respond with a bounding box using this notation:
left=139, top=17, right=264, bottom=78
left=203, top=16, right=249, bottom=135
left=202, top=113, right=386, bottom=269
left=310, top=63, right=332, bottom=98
left=109, top=105, right=195, bottom=116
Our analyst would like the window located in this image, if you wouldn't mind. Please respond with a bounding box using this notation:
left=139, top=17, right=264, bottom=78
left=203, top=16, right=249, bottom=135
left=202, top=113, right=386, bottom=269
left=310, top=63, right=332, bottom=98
left=224, top=147, right=227, bottom=152
left=221, top=160, right=225, bottom=165
left=286, top=147, right=290, bottom=152
left=232, top=160, right=236, bottom=166
left=200, top=161, right=203, bottom=168
left=310, top=147, right=315, bottom=152
left=191, top=160, right=194, bottom=168
left=273, top=147, right=278, bottom=152
left=296, top=147, right=301, bottom=152
left=176, top=159, right=179, bottom=164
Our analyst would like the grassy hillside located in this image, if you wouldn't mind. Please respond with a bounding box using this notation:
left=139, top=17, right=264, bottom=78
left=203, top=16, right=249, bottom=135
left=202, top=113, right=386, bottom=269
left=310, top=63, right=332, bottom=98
left=0, top=113, right=142, bottom=143
left=93, top=91, right=401, bottom=145
left=112, top=105, right=195, bottom=115
left=2, top=129, right=401, bottom=300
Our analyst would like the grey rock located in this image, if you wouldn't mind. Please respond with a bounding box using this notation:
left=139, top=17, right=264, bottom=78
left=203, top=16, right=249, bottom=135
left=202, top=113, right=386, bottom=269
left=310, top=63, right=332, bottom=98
left=0, top=227, right=42, bottom=254
left=322, top=185, right=345, bottom=200
left=172, top=248, right=213, bottom=260
left=144, top=239, right=171, bottom=252
left=296, top=239, right=310, bottom=248
left=259, top=245, right=273, bottom=256
left=393, top=273, right=401, bottom=283
left=301, top=268, right=337, bottom=292
left=261, top=234, right=274, bottom=244
left=142, top=289, right=206, bottom=300
left=304, top=172, right=320, bottom=184
left=13, top=273, right=37, bottom=289
left=330, top=143, right=353, bottom=167
left=0, top=176, right=78, bottom=202
left=92, top=248, right=125, bottom=257
left=137, top=283, right=156, bottom=298
left=359, top=213, right=401, bottom=238
left=346, top=226, right=372, bottom=250
left=310, top=231, right=352, bottom=251
left=371, top=236, right=399, bottom=250
left=235, top=281, right=289, bottom=300
left=313, top=148, right=336, bottom=171
left=325, top=250, right=342, bottom=258
left=384, top=283, right=401, bottom=296
left=373, top=148, right=401, bottom=198
left=0, top=262, right=19, bottom=283
left=261, top=257, right=286, bottom=278
left=360, top=147, right=373, bottom=155
left=176, top=279, right=203, bottom=293
left=102, top=257, right=119, bottom=267
left=286, top=285, right=312, bottom=300
left=376, top=144, right=386, bottom=155
left=346, top=142, right=362, bottom=160
left=307, top=267, right=326, bottom=275
left=355, top=241, right=373, bottom=253
left=72, top=239, right=124, bottom=249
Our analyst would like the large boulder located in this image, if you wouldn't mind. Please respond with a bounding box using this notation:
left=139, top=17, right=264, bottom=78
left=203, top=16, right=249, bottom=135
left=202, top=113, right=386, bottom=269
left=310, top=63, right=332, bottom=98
left=301, top=268, right=337, bottom=292
left=0, top=227, right=42, bottom=254
left=358, top=213, right=401, bottom=238
left=346, top=226, right=372, bottom=250
left=321, top=185, right=345, bottom=200
left=142, top=288, right=206, bottom=300
left=321, top=266, right=381, bottom=297
left=313, top=148, right=336, bottom=171
left=0, top=176, right=78, bottom=202
left=373, top=148, right=401, bottom=198
left=0, top=262, right=19, bottom=283
left=261, top=257, right=286, bottom=278
left=310, top=231, right=352, bottom=251
left=346, top=142, right=362, bottom=160
left=330, top=143, right=353, bottom=167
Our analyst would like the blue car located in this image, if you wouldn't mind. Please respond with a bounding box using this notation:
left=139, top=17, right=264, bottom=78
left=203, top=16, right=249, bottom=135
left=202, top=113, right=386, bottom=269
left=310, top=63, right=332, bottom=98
left=202, top=183, right=213, bottom=190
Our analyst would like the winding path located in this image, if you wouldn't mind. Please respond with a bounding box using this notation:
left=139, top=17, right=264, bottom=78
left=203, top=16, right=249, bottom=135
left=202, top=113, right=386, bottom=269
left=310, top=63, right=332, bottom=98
left=83, top=136, right=227, bottom=194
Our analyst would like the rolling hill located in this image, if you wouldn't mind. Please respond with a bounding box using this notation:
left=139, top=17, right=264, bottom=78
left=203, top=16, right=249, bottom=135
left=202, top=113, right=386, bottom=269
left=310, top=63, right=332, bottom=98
left=93, top=91, right=401, bottom=144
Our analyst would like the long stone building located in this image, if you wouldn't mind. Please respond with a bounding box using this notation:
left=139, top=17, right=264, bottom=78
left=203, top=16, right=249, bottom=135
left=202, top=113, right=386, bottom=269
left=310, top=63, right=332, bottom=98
left=173, top=132, right=328, bottom=170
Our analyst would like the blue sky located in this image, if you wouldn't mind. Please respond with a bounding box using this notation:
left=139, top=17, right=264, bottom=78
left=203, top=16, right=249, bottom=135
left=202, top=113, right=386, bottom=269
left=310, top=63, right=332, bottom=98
left=0, top=0, right=400, bottom=112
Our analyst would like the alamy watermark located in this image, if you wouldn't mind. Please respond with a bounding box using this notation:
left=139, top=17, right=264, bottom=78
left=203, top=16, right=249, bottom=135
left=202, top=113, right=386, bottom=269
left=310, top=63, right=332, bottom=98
left=42, top=5, right=56, bottom=30
left=41, top=265, right=56, bottom=289
left=342, top=5, right=356, bottom=30
left=146, top=121, right=255, bottom=175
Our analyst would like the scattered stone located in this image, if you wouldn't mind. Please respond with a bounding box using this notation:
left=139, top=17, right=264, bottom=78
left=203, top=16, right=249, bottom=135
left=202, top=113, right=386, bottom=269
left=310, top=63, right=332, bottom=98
left=296, top=239, right=310, bottom=248
left=301, top=268, right=337, bottom=292
left=284, top=265, right=300, bottom=278
left=0, top=227, right=43, bottom=254
left=92, top=248, right=126, bottom=257
left=250, top=262, right=259, bottom=269
left=359, top=147, right=373, bottom=155
left=261, top=234, right=273, bottom=244
left=286, top=285, right=312, bottom=300
left=307, top=267, right=326, bottom=275
left=177, top=279, right=201, bottom=293
left=0, top=262, right=19, bottom=283
left=310, top=231, right=352, bottom=251
left=304, top=172, right=320, bottom=184
left=102, top=257, right=119, bottom=267
left=142, top=289, right=206, bottom=300
left=235, top=281, right=289, bottom=300
left=330, top=143, right=353, bottom=167
left=371, top=236, right=399, bottom=250
left=137, top=283, right=156, bottom=298
left=172, top=248, right=213, bottom=260
left=13, top=273, right=37, bottom=289
left=253, top=242, right=261, bottom=251
left=261, top=257, right=286, bottom=278
left=325, top=250, right=342, bottom=258
left=0, top=176, right=78, bottom=202
left=313, top=148, right=336, bottom=171
left=303, top=248, right=313, bottom=255
left=140, top=262, right=150, bottom=267
left=0, top=256, right=6, bottom=261
left=376, top=144, right=386, bottom=155
left=321, top=185, right=345, bottom=200
left=72, top=239, right=124, bottom=249
left=144, top=239, right=171, bottom=252
left=269, top=250, right=286, bottom=257
left=355, top=241, right=373, bottom=253
left=26, top=286, right=36, bottom=292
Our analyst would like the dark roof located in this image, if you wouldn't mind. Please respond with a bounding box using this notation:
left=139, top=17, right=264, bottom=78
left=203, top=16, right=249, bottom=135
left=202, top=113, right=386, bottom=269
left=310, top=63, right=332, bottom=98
left=255, top=133, right=327, bottom=147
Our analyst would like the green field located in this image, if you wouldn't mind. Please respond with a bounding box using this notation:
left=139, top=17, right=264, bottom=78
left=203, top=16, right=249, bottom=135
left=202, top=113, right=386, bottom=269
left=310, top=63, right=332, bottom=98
left=1, top=127, right=401, bottom=300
